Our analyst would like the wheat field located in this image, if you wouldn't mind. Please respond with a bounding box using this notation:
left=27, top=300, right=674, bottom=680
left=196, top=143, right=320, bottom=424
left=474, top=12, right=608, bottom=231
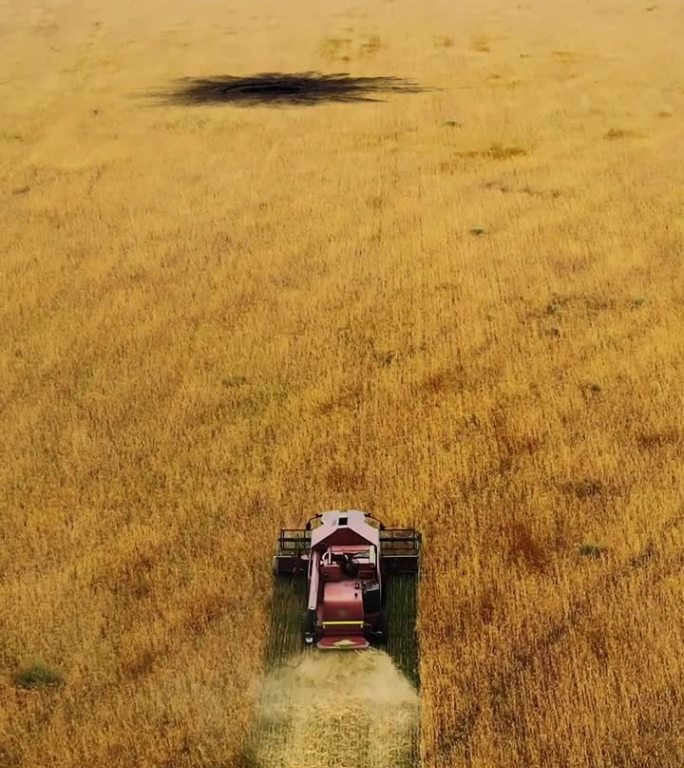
left=1, top=0, right=683, bottom=766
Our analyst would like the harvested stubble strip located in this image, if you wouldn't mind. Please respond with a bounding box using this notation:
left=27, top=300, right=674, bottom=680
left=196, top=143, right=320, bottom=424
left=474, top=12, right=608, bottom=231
left=248, top=649, right=419, bottom=768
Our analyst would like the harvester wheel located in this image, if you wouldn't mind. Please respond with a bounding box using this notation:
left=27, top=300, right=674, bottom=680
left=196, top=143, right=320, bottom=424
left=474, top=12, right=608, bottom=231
left=381, top=609, right=389, bottom=643
left=372, top=609, right=388, bottom=645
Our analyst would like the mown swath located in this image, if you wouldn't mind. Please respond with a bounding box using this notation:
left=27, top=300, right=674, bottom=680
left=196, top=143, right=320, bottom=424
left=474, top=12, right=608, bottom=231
left=385, top=572, right=421, bottom=767
left=265, top=576, right=308, bottom=668
left=385, top=573, right=420, bottom=686
left=244, top=573, right=421, bottom=768
left=243, top=576, right=307, bottom=767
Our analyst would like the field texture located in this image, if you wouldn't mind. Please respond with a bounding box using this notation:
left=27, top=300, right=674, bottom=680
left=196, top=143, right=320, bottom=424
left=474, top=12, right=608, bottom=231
left=1, top=0, right=683, bottom=766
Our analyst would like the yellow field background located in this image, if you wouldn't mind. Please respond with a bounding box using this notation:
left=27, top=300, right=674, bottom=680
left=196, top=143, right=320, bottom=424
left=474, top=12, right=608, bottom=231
left=1, top=0, right=683, bottom=766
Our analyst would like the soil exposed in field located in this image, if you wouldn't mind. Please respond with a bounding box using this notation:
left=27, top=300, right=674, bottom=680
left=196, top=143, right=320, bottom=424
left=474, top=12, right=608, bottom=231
left=247, top=649, right=419, bottom=768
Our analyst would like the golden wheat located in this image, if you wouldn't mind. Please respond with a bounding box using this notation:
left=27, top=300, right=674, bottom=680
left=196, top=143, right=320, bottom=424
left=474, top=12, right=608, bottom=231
left=1, top=0, right=682, bottom=766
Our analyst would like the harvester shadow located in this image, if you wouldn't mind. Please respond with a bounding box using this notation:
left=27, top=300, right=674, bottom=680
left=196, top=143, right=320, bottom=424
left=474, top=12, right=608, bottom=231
left=153, top=71, right=425, bottom=107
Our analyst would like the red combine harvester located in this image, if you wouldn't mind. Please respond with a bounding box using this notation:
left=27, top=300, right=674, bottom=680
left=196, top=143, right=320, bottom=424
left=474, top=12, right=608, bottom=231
left=273, top=510, right=421, bottom=650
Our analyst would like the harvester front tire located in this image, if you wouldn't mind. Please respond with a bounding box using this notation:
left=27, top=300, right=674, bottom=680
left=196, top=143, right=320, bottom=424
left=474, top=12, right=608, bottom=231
left=376, top=609, right=389, bottom=645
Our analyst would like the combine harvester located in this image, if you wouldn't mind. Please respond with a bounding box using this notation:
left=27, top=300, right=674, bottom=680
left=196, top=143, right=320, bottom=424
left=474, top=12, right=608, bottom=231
left=271, top=510, right=421, bottom=682
left=243, top=511, right=422, bottom=768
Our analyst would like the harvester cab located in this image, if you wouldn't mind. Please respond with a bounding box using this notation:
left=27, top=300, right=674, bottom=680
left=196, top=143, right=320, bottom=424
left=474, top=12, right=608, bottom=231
left=273, top=510, right=420, bottom=651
